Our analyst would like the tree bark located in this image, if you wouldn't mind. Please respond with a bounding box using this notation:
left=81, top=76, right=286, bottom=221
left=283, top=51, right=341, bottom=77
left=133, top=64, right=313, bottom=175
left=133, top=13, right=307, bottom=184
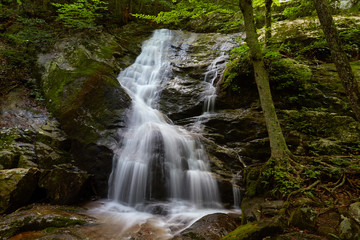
left=239, top=0, right=291, bottom=161
left=265, top=0, right=272, bottom=46
left=313, top=0, right=360, bottom=121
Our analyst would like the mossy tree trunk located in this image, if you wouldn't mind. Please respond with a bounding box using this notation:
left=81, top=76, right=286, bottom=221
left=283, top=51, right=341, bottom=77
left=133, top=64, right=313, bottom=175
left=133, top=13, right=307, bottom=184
left=265, top=0, right=272, bottom=46
left=239, top=0, right=291, bottom=162
left=313, top=0, right=360, bottom=121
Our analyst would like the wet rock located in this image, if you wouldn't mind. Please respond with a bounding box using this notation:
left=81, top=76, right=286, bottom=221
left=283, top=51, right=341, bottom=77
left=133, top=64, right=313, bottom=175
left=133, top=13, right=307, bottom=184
left=38, top=166, right=91, bottom=204
left=289, top=206, right=318, bottom=231
left=0, top=168, right=40, bottom=214
left=0, top=204, right=92, bottom=240
left=160, top=31, right=238, bottom=121
left=222, top=216, right=284, bottom=240
left=173, top=213, right=241, bottom=240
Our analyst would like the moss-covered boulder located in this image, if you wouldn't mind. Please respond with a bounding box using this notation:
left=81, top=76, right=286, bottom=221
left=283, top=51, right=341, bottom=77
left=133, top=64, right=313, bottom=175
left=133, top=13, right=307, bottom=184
left=222, top=216, right=284, bottom=240
left=0, top=204, right=92, bottom=240
left=0, top=168, right=40, bottom=214
left=38, top=166, right=91, bottom=204
left=37, top=29, right=153, bottom=195
left=281, top=110, right=360, bottom=155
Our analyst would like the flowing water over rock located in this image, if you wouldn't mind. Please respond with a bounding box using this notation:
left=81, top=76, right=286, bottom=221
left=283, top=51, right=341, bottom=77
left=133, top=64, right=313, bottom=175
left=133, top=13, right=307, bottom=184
left=90, top=29, right=240, bottom=238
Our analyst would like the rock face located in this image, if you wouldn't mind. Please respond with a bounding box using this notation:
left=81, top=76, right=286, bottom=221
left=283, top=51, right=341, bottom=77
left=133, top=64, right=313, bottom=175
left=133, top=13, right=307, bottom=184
left=38, top=166, right=91, bottom=204
left=38, top=24, right=155, bottom=196
left=0, top=168, right=39, bottom=214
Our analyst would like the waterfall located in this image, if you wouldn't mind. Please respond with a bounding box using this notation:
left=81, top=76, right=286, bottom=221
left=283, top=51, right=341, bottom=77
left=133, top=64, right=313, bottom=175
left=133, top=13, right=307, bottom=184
left=202, top=52, right=227, bottom=114
left=108, top=29, right=221, bottom=210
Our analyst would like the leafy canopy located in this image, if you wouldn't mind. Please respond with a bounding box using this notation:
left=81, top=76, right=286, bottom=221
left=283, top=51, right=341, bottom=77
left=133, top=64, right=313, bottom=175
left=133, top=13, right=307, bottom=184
left=132, top=0, right=238, bottom=25
left=52, top=0, right=108, bottom=30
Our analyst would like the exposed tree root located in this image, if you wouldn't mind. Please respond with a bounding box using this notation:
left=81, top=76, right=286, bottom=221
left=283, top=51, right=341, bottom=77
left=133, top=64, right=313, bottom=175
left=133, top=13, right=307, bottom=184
left=286, top=180, right=321, bottom=202
left=330, top=174, right=346, bottom=193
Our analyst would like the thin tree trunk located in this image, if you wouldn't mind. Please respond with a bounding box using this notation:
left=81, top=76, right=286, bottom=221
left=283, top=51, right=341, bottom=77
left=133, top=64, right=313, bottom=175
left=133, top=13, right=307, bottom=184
left=239, top=0, right=291, bottom=161
left=265, top=0, right=272, bottom=46
left=313, top=0, right=360, bottom=121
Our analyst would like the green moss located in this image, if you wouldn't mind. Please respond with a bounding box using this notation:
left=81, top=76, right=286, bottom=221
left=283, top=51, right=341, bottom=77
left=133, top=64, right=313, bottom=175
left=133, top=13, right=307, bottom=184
left=222, top=222, right=261, bottom=240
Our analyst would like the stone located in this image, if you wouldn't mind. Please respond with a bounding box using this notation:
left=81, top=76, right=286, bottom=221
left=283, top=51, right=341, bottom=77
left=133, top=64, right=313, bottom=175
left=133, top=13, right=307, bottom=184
left=289, top=206, right=318, bottom=231
left=37, top=29, right=151, bottom=196
left=0, top=204, right=92, bottom=240
left=339, top=215, right=360, bottom=240
left=38, top=167, right=91, bottom=204
left=349, top=202, right=360, bottom=225
left=173, top=213, right=241, bottom=240
left=222, top=216, right=284, bottom=240
left=0, top=168, right=40, bottom=214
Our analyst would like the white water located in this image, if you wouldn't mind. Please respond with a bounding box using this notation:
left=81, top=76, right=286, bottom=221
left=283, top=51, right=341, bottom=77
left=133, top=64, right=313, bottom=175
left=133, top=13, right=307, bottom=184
left=90, top=29, right=241, bottom=238
left=108, top=29, right=221, bottom=209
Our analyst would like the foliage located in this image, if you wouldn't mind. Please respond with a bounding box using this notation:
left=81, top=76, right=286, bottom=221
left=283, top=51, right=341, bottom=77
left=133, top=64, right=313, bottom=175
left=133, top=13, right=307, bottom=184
left=282, top=0, right=316, bottom=20
left=0, top=16, right=55, bottom=95
left=261, top=160, right=301, bottom=198
left=223, top=44, right=314, bottom=108
left=132, top=0, right=240, bottom=31
left=222, top=44, right=253, bottom=93
left=52, top=0, right=108, bottom=30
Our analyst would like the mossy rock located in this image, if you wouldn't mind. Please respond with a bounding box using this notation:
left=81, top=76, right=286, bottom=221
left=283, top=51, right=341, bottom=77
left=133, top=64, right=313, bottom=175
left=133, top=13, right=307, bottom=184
left=0, top=168, right=40, bottom=214
left=281, top=110, right=360, bottom=155
left=38, top=167, right=91, bottom=204
left=222, top=216, right=284, bottom=240
left=0, top=204, right=92, bottom=239
left=38, top=31, right=135, bottom=195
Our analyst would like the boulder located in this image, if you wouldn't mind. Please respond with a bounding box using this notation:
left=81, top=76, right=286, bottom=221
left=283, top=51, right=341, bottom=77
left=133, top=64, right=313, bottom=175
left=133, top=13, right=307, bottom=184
left=38, top=31, right=136, bottom=196
left=289, top=206, right=318, bottom=231
left=38, top=166, right=91, bottom=204
left=173, top=213, right=241, bottom=240
left=222, top=216, right=285, bottom=240
left=0, top=204, right=92, bottom=240
left=0, top=168, right=39, bottom=214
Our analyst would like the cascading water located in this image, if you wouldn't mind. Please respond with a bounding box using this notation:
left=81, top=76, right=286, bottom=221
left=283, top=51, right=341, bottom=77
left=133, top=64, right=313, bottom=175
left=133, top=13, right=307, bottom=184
left=202, top=52, right=227, bottom=114
left=108, top=29, right=221, bottom=210
left=86, top=30, right=242, bottom=239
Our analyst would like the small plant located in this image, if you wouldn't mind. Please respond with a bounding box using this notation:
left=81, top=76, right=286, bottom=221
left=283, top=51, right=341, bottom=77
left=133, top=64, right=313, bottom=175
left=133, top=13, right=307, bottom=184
left=262, top=164, right=301, bottom=198
left=52, top=0, right=108, bottom=30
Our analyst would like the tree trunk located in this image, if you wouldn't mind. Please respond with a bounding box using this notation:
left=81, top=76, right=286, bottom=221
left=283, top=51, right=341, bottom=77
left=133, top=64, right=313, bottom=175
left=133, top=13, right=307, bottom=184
left=239, top=0, right=291, bottom=162
left=265, top=0, right=272, bottom=46
left=313, top=0, right=360, bottom=121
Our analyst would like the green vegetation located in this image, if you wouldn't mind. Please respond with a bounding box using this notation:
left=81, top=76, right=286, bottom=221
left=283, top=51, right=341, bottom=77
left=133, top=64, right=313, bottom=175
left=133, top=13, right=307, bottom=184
left=52, top=0, right=108, bottom=29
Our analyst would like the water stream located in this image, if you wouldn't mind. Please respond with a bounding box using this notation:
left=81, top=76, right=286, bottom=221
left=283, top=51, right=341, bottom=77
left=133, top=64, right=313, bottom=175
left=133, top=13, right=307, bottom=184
left=89, top=29, right=239, bottom=239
